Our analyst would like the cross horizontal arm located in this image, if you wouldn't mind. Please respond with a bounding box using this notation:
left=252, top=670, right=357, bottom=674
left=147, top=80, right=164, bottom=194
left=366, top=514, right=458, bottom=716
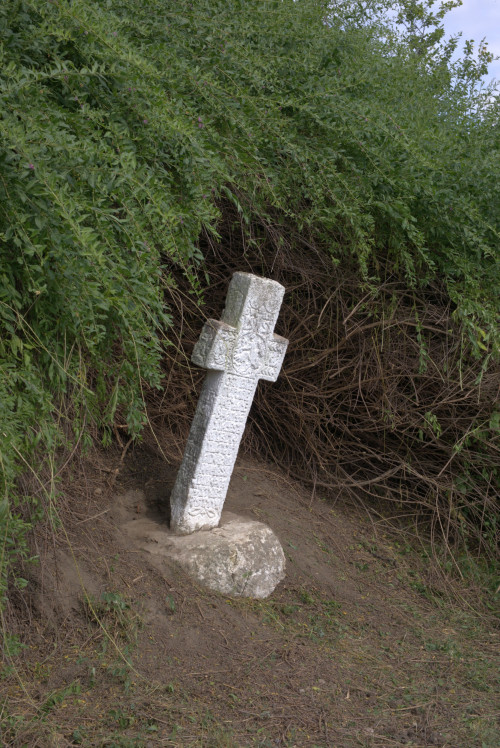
left=259, top=334, right=288, bottom=382
left=192, top=319, right=238, bottom=372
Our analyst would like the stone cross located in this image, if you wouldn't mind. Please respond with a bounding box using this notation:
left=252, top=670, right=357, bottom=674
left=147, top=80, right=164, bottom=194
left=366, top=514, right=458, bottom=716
left=170, top=272, right=288, bottom=535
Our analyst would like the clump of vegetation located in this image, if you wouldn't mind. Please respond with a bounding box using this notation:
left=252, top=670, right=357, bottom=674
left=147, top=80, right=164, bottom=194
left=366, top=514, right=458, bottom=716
left=0, top=0, right=498, bottom=605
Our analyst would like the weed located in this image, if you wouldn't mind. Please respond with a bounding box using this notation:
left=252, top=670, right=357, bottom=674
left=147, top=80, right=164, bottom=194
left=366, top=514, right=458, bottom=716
left=298, top=590, right=315, bottom=605
left=1, top=633, right=27, bottom=677
left=165, top=593, right=176, bottom=613
left=71, top=726, right=87, bottom=744
left=41, top=681, right=82, bottom=714
left=84, top=590, right=140, bottom=642
left=108, top=706, right=136, bottom=729
left=424, top=638, right=461, bottom=659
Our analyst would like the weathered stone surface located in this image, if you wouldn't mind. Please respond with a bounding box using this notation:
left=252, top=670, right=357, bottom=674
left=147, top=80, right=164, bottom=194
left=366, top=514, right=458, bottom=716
left=170, top=272, right=288, bottom=535
left=124, top=507, right=286, bottom=598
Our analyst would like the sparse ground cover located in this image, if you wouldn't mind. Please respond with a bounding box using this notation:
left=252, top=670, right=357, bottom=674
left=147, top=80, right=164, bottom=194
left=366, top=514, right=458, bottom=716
left=1, top=444, right=498, bottom=747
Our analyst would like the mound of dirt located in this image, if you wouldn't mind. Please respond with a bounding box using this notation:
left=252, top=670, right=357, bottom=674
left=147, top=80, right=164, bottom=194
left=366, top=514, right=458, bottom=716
left=3, top=442, right=498, bottom=747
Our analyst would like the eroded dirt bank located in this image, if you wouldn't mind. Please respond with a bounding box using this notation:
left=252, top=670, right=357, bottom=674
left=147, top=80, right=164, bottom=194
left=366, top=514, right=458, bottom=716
left=2, top=443, right=498, bottom=747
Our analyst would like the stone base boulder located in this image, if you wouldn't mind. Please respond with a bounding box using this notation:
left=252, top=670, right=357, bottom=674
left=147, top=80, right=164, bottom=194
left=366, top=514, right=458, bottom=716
left=123, top=508, right=285, bottom=599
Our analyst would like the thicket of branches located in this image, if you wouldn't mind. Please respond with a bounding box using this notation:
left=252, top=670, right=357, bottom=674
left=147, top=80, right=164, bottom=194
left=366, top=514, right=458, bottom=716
left=155, top=219, right=498, bottom=590
left=0, top=0, right=498, bottom=604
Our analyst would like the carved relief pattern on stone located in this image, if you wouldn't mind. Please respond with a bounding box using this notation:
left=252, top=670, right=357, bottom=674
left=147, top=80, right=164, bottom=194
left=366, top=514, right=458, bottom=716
left=170, top=273, right=288, bottom=535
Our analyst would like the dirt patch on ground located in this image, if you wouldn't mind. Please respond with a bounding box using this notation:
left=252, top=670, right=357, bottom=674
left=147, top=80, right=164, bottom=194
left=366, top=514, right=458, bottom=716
left=1, top=441, right=498, bottom=747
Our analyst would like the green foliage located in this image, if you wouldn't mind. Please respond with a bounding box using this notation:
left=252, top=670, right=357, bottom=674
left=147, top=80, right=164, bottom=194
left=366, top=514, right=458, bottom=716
left=0, top=0, right=499, bottom=604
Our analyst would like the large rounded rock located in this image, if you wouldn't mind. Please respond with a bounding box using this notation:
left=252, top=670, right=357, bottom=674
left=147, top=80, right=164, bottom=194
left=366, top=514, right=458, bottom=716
left=124, top=508, right=285, bottom=598
left=164, top=513, right=286, bottom=598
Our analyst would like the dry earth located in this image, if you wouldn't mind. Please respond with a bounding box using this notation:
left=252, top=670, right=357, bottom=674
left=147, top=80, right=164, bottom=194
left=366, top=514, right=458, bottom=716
left=1, top=440, right=498, bottom=747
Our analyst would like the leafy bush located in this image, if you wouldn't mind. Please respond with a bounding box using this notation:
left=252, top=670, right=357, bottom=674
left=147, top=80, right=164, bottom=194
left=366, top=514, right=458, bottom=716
left=0, top=0, right=498, bottom=603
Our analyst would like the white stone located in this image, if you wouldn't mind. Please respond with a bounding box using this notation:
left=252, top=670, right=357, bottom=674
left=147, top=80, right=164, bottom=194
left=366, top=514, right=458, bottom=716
left=145, top=512, right=286, bottom=598
left=119, top=493, right=286, bottom=599
left=170, top=273, right=288, bottom=535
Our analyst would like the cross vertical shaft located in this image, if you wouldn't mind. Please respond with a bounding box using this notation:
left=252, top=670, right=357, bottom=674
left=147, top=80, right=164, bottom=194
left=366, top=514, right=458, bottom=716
left=170, top=273, right=288, bottom=535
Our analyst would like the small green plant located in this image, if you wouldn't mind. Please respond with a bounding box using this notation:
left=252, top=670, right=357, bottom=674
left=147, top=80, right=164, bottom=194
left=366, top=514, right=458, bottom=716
left=298, top=590, right=315, bottom=605
left=100, top=591, right=130, bottom=614
left=71, top=727, right=86, bottom=745
left=1, top=633, right=27, bottom=677
left=108, top=707, right=136, bottom=729
left=165, top=594, right=176, bottom=614
left=84, top=590, right=140, bottom=647
left=41, top=681, right=82, bottom=715
left=2, top=632, right=26, bottom=658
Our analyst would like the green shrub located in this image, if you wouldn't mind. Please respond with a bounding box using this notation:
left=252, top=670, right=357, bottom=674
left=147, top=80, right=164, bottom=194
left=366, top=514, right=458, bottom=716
left=0, top=0, right=498, bottom=604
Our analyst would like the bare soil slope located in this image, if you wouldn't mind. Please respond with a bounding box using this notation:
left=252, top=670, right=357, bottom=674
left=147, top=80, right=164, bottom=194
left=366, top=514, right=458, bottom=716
left=2, top=442, right=498, bottom=747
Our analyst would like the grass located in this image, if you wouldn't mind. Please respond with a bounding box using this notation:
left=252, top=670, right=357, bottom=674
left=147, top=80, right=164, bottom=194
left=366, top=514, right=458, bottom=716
left=1, top=456, right=498, bottom=747
left=2, top=591, right=498, bottom=747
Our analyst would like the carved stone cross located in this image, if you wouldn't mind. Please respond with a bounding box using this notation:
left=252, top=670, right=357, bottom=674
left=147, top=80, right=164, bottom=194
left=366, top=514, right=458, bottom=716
left=170, top=272, right=288, bottom=535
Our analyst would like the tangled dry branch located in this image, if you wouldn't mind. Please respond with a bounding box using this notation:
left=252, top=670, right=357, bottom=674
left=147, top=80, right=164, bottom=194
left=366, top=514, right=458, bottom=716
left=149, top=204, right=499, bottom=565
